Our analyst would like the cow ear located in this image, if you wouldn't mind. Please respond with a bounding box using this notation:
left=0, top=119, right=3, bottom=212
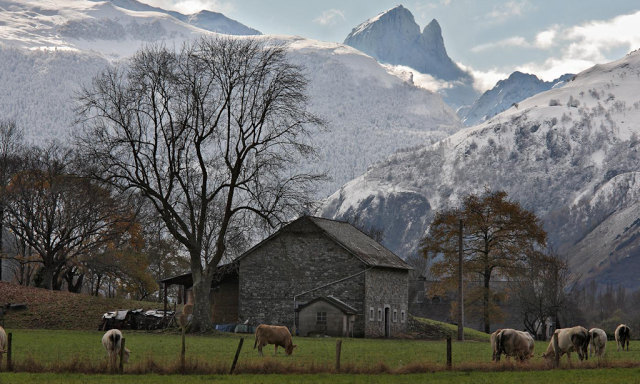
left=293, top=345, right=298, bottom=348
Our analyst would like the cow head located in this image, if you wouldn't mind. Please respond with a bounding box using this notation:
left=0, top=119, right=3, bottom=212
left=285, top=344, right=297, bottom=355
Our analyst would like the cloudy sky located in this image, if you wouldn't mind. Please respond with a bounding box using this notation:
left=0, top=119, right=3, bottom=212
left=140, top=0, right=640, bottom=90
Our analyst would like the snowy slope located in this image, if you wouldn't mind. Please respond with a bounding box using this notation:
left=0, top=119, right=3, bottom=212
left=320, top=50, right=640, bottom=287
left=461, top=72, right=574, bottom=126
left=0, top=0, right=462, bottom=197
left=343, top=5, right=479, bottom=108
left=90, top=0, right=261, bottom=35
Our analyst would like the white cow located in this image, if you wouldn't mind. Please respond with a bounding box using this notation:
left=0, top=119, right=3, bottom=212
left=589, top=328, right=607, bottom=357
left=494, top=329, right=535, bottom=362
left=102, top=329, right=130, bottom=369
left=0, top=326, right=6, bottom=369
left=542, top=326, right=590, bottom=361
left=615, top=324, right=631, bottom=351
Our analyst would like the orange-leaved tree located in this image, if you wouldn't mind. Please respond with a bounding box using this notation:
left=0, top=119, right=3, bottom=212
left=420, top=189, right=547, bottom=333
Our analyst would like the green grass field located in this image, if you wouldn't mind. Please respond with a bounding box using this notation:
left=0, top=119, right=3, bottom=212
left=3, top=369, right=640, bottom=384
left=2, top=329, right=640, bottom=373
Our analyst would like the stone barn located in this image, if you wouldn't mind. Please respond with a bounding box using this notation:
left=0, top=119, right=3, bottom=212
left=161, top=216, right=411, bottom=338
left=237, top=216, right=412, bottom=338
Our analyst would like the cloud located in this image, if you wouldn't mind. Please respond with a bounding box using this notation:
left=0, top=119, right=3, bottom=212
left=520, top=10, right=640, bottom=80
left=383, top=64, right=457, bottom=92
left=485, top=0, right=532, bottom=23
left=313, top=9, right=345, bottom=26
left=471, top=36, right=529, bottom=53
left=456, top=62, right=509, bottom=92
left=533, top=27, right=557, bottom=49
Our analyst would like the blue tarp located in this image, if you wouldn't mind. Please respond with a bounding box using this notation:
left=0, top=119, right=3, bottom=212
left=215, top=323, right=236, bottom=332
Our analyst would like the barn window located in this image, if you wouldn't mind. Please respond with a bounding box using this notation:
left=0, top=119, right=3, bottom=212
left=401, top=310, right=406, bottom=323
left=378, top=308, right=382, bottom=321
left=393, top=309, right=398, bottom=322
left=316, top=312, right=327, bottom=325
left=369, top=307, right=374, bottom=321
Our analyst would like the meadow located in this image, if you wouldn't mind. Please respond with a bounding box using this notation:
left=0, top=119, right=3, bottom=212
left=2, top=328, right=640, bottom=376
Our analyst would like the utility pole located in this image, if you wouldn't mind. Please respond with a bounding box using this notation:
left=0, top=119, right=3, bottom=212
left=458, top=219, right=464, bottom=341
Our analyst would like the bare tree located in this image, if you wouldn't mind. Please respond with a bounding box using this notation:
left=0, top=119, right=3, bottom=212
left=0, top=120, right=25, bottom=281
left=4, top=143, right=135, bottom=290
left=75, top=36, right=324, bottom=331
left=512, top=248, right=579, bottom=339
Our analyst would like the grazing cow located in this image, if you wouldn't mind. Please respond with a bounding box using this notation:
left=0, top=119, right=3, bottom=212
left=494, top=329, right=535, bottom=362
left=253, top=324, right=297, bottom=356
left=589, top=328, right=607, bottom=357
left=542, top=326, right=590, bottom=361
left=102, top=329, right=130, bottom=369
left=615, top=324, right=631, bottom=351
left=490, top=329, right=503, bottom=361
left=0, top=326, right=6, bottom=369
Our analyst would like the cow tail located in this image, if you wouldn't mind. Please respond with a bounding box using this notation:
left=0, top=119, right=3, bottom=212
left=584, top=330, right=591, bottom=360
left=110, top=332, right=121, bottom=353
left=253, top=337, right=257, bottom=349
left=495, top=331, right=503, bottom=360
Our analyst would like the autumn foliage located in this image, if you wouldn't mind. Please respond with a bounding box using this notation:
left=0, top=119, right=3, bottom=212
left=420, top=189, right=547, bottom=333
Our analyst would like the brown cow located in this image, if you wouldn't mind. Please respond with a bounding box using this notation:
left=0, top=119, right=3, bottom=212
left=542, top=326, right=590, bottom=361
left=253, top=325, right=297, bottom=356
left=615, top=324, right=630, bottom=351
left=495, top=329, right=535, bottom=362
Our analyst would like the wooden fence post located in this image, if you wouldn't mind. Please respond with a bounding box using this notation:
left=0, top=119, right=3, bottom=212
left=229, top=338, right=244, bottom=375
left=336, top=339, right=342, bottom=372
left=6, top=333, right=12, bottom=372
left=119, top=338, right=126, bottom=375
left=446, top=336, right=452, bottom=369
left=181, top=326, right=186, bottom=371
left=553, top=332, right=560, bottom=368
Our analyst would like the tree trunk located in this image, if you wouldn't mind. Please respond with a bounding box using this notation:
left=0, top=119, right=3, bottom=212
left=190, top=274, right=214, bottom=332
left=483, top=269, right=491, bottom=334
left=43, top=261, right=54, bottom=290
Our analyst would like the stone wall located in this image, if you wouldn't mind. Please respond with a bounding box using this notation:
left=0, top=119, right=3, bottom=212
left=210, top=276, right=239, bottom=324
left=364, top=268, right=409, bottom=337
left=238, top=219, right=367, bottom=337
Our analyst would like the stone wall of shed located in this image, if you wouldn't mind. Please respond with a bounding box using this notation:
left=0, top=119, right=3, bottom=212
left=209, top=276, right=239, bottom=324
left=298, top=301, right=350, bottom=337
left=238, top=220, right=367, bottom=337
left=364, top=268, right=409, bottom=337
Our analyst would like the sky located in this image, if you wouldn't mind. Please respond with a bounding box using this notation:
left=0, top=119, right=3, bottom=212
left=139, top=0, right=640, bottom=91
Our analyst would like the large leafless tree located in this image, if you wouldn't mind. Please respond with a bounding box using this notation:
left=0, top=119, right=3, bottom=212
left=75, top=36, right=324, bottom=331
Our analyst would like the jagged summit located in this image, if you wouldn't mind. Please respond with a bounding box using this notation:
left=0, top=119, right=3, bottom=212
left=344, top=5, right=478, bottom=107
left=460, top=71, right=574, bottom=126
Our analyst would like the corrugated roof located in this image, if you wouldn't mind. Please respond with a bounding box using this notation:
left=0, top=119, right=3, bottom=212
left=307, top=217, right=412, bottom=270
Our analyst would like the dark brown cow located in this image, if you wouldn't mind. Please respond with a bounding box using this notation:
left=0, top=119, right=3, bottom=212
left=495, top=329, right=535, bottom=362
left=253, top=325, right=297, bottom=356
left=615, top=324, right=631, bottom=351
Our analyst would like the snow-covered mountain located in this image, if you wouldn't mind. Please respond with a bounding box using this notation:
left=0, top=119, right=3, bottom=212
left=0, top=0, right=462, bottom=197
left=344, top=5, right=479, bottom=108
left=461, top=72, right=574, bottom=126
left=320, top=50, right=640, bottom=288
left=89, top=0, right=261, bottom=35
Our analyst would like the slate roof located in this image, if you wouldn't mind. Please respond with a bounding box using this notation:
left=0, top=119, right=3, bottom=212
left=236, top=216, right=412, bottom=270
left=296, top=296, right=358, bottom=315
left=307, top=217, right=412, bottom=270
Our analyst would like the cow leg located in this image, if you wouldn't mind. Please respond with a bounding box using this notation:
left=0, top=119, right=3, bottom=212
left=258, top=343, right=263, bottom=356
left=274, top=345, right=278, bottom=356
